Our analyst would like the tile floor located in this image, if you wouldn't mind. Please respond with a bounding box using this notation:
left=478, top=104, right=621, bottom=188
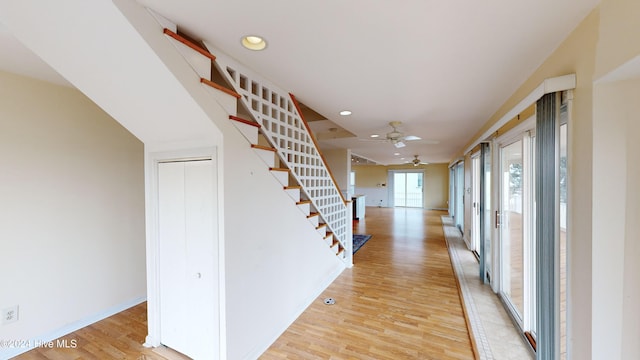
left=442, top=216, right=534, bottom=360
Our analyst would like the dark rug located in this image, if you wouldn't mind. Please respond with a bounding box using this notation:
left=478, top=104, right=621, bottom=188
left=353, top=234, right=373, bottom=254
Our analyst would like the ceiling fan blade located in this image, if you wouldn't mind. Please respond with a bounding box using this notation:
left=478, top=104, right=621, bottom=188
left=358, top=138, right=389, bottom=142
left=403, top=135, right=421, bottom=141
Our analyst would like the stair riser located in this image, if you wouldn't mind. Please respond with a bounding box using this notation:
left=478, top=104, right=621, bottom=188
left=231, top=121, right=259, bottom=144
left=307, top=215, right=319, bottom=227
left=324, top=235, right=334, bottom=246
left=167, top=38, right=212, bottom=80
left=270, top=171, right=289, bottom=187
left=253, top=148, right=276, bottom=168
left=296, top=203, right=310, bottom=216
left=284, top=188, right=300, bottom=203
left=316, top=226, right=327, bottom=237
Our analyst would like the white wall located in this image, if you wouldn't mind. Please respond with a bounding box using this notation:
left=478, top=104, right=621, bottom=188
left=0, top=71, right=146, bottom=358
left=223, top=129, right=345, bottom=359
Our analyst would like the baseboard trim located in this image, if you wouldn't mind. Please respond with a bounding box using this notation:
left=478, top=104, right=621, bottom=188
left=0, top=296, right=146, bottom=359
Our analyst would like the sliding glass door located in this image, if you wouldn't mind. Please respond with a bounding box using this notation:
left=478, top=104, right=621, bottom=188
left=498, top=127, right=536, bottom=335
left=392, top=171, right=423, bottom=208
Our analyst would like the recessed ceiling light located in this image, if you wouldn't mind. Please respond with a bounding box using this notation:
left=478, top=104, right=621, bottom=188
left=339, top=110, right=352, bottom=116
left=394, top=152, right=400, bottom=156
left=241, top=35, right=267, bottom=51
left=370, top=134, right=380, bottom=138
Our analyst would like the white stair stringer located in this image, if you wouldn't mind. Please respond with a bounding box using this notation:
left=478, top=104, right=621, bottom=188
left=209, top=46, right=353, bottom=266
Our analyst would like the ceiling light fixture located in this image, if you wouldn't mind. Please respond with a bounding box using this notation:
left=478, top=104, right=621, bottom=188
left=370, top=134, right=380, bottom=138
left=339, top=110, right=352, bottom=116
left=241, top=35, right=267, bottom=51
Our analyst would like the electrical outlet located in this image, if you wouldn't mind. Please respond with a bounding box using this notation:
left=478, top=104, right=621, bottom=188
left=2, top=305, right=19, bottom=325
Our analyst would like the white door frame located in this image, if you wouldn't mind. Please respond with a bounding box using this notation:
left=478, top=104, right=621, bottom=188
left=144, top=147, right=226, bottom=359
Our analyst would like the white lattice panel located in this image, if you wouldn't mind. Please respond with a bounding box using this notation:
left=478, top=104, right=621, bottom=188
left=213, top=53, right=351, bottom=262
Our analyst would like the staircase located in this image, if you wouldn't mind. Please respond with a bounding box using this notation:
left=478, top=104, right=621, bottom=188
left=157, top=16, right=352, bottom=266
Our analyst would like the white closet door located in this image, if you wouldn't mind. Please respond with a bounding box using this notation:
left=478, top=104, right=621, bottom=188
left=158, top=159, right=217, bottom=359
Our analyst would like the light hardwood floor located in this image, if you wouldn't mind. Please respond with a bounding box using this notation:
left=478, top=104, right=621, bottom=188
left=262, top=207, right=475, bottom=359
left=12, top=302, right=177, bottom=360
left=14, top=207, right=474, bottom=360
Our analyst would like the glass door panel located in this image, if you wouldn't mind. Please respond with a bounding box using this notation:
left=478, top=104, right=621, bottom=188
left=471, top=155, right=481, bottom=254
left=482, top=144, right=492, bottom=282
left=393, top=172, right=423, bottom=208
left=501, top=140, right=525, bottom=320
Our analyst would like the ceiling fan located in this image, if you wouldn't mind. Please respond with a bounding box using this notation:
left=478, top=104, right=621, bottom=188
left=409, top=155, right=429, bottom=166
left=362, top=121, right=434, bottom=148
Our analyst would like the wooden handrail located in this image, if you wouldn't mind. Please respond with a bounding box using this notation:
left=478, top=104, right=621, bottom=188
left=163, top=28, right=216, bottom=61
left=201, top=78, right=241, bottom=99
left=290, top=93, right=347, bottom=205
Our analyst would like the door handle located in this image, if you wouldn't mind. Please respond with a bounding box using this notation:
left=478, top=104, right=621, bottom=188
left=495, top=210, right=500, bottom=228
left=195, top=272, right=202, bottom=279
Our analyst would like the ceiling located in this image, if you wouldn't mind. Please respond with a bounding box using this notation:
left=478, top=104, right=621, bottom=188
left=0, top=0, right=598, bottom=165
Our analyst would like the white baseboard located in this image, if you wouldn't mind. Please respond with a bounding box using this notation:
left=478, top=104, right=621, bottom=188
left=0, top=296, right=146, bottom=359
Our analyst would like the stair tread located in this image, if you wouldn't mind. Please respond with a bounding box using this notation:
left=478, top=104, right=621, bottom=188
left=307, top=212, right=319, bottom=218
left=229, top=115, right=260, bottom=128
left=269, top=167, right=289, bottom=172
left=201, top=78, right=241, bottom=99
left=163, top=28, right=216, bottom=61
left=316, top=224, right=327, bottom=229
left=251, top=144, right=276, bottom=152
left=297, top=200, right=312, bottom=205
left=284, top=185, right=301, bottom=190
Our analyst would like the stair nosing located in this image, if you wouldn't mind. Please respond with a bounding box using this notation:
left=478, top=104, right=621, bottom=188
left=251, top=144, right=276, bottom=152
left=229, top=115, right=260, bottom=128
left=163, top=28, right=216, bottom=61
left=269, top=167, right=289, bottom=172
left=201, top=78, right=242, bottom=99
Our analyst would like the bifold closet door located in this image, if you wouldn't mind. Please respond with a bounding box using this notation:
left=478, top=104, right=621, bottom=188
left=158, top=159, right=218, bottom=359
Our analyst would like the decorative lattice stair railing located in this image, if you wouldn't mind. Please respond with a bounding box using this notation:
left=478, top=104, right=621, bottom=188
left=211, top=50, right=352, bottom=266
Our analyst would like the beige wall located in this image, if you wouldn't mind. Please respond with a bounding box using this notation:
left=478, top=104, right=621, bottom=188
left=592, top=78, right=640, bottom=360
left=0, top=70, right=146, bottom=357
left=323, top=148, right=351, bottom=196
left=353, top=163, right=449, bottom=209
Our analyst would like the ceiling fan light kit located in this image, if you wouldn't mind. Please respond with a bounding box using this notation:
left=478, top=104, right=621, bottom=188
left=411, top=155, right=428, bottom=166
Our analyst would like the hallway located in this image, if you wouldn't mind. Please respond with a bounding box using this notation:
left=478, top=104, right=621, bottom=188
left=262, top=207, right=475, bottom=359
left=13, top=208, right=475, bottom=360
